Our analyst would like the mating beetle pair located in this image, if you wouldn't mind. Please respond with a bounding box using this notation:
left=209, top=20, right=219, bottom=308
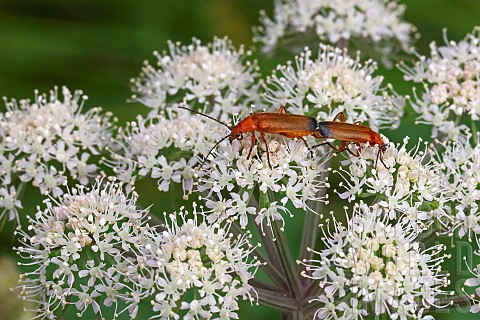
left=180, top=105, right=389, bottom=169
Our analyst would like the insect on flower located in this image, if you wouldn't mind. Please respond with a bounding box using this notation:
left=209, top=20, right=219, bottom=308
left=180, top=105, right=320, bottom=168
left=179, top=106, right=389, bottom=168
left=313, top=111, right=390, bottom=168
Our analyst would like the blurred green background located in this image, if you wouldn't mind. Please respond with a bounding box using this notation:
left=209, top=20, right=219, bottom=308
left=0, top=0, right=479, bottom=319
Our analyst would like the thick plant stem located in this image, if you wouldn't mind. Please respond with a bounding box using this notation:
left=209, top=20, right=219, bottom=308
left=251, top=193, right=284, bottom=276
left=273, top=220, right=302, bottom=299
left=472, top=119, right=478, bottom=145
left=281, top=308, right=312, bottom=320
left=256, top=183, right=328, bottom=318
left=298, top=211, right=320, bottom=288
left=250, top=278, right=281, bottom=292
left=291, top=310, right=309, bottom=320
left=256, top=287, right=297, bottom=312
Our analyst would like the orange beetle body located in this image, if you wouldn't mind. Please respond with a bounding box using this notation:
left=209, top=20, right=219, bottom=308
left=314, top=117, right=388, bottom=167
left=231, top=109, right=318, bottom=141
left=229, top=107, right=322, bottom=165
left=317, top=121, right=385, bottom=148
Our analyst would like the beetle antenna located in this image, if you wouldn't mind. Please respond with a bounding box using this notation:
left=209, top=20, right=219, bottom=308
left=178, top=106, right=231, bottom=129
left=199, top=133, right=231, bottom=169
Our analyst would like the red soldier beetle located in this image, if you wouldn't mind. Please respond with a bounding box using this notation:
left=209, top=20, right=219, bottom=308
left=312, top=112, right=389, bottom=168
left=178, top=106, right=389, bottom=169
left=179, top=105, right=318, bottom=169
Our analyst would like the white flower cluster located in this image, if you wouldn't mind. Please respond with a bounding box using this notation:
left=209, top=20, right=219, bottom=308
left=255, top=0, right=415, bottom=58
left=130, top=37, right=261, bottom=120
left=109, top=111, right=222, bottom=196
left=112, top=109, right=331, bottom=233
left=301, top=204, right=449, bottom=320
left=0, top=87, right=113, bottom=224
left=198, top=137, right=331, bottom=235
left=400, top=28, right=480, bottom=141
left=14, top=180, right=149, bottom=319
left=435, top=141, right=480, bottom=243
left=133, top=206, right=259, bottom=320
left=336, top=137, right=444, bottom=229
left=263, top=45, right=404, bottom=130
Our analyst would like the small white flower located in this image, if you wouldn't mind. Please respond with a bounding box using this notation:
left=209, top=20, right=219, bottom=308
left=256, top=201, right=290, bottom=238
left=48, top=140, right=78, bottom=167
left=68, top=153, right=98, bottom=185
left=14, top=180, right=149, bottom=319
left=0, top=186, right=23, bottom=223
left=263, top=45, right=404, bottom=130
left=17, top=154, right=39, bottom=183
left=301, top=204, right=449, bottom=319
left=33, top=165, right=66, bottom=197
left=0, top=153, right=15, bottom=184
left=151, top=155, right=182, bottom=192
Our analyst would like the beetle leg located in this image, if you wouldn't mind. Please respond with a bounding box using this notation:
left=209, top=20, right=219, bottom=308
left=353, top=120, right=362, bottom=125
left=332, top=111, right=346, bottom=122
left=355, top=143, right=361, bottom=156
left=329, top=141, right=359, bottom=157
left=379, top=154, right=389, bottom=169
left=298, top=137, right=314, bottom=158
left=322, top=141, right=362, bottom=158
left=345, top=143, right=361, bottom=157
left=278, top=105, right=289, bottom=113
left=335, top=141, right=362, bottom=157
left=311, top=140, right=355, bottom=157
left=260, top=132, right=272, bottom=169
left=376, top=146, right=390, bottom=169
left=334, top=141, right=347, bottom=152
left=247, top=133, right=256, bottom=160
left=311, top=141, right=337, bottom=151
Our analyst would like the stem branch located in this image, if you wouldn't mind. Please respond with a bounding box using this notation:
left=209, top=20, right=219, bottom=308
left=256, top=288, right=297, bottom=312
left=273, top=220, right=302, bottom=299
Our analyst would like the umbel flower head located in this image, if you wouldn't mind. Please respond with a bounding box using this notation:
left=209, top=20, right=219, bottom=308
left=254, top=0, right=415, bottom=61
left=399, top=28, right=480, bottom=141
left=130, top=37, right=261, bottom=121
left=197, top=134, right=331, bottom=236
left=300, top=204, right=450, bottom=320
left=108, top=110, right=221, bottom=197
left=14, top=179, right=149, bottom=319
left=132, top=204, right=260, bottom=320
left=0, top=87, right=114, bottom=224
left=263, top=45, right=404, bottom=131
left=335, top=137, right=445, bottom=229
